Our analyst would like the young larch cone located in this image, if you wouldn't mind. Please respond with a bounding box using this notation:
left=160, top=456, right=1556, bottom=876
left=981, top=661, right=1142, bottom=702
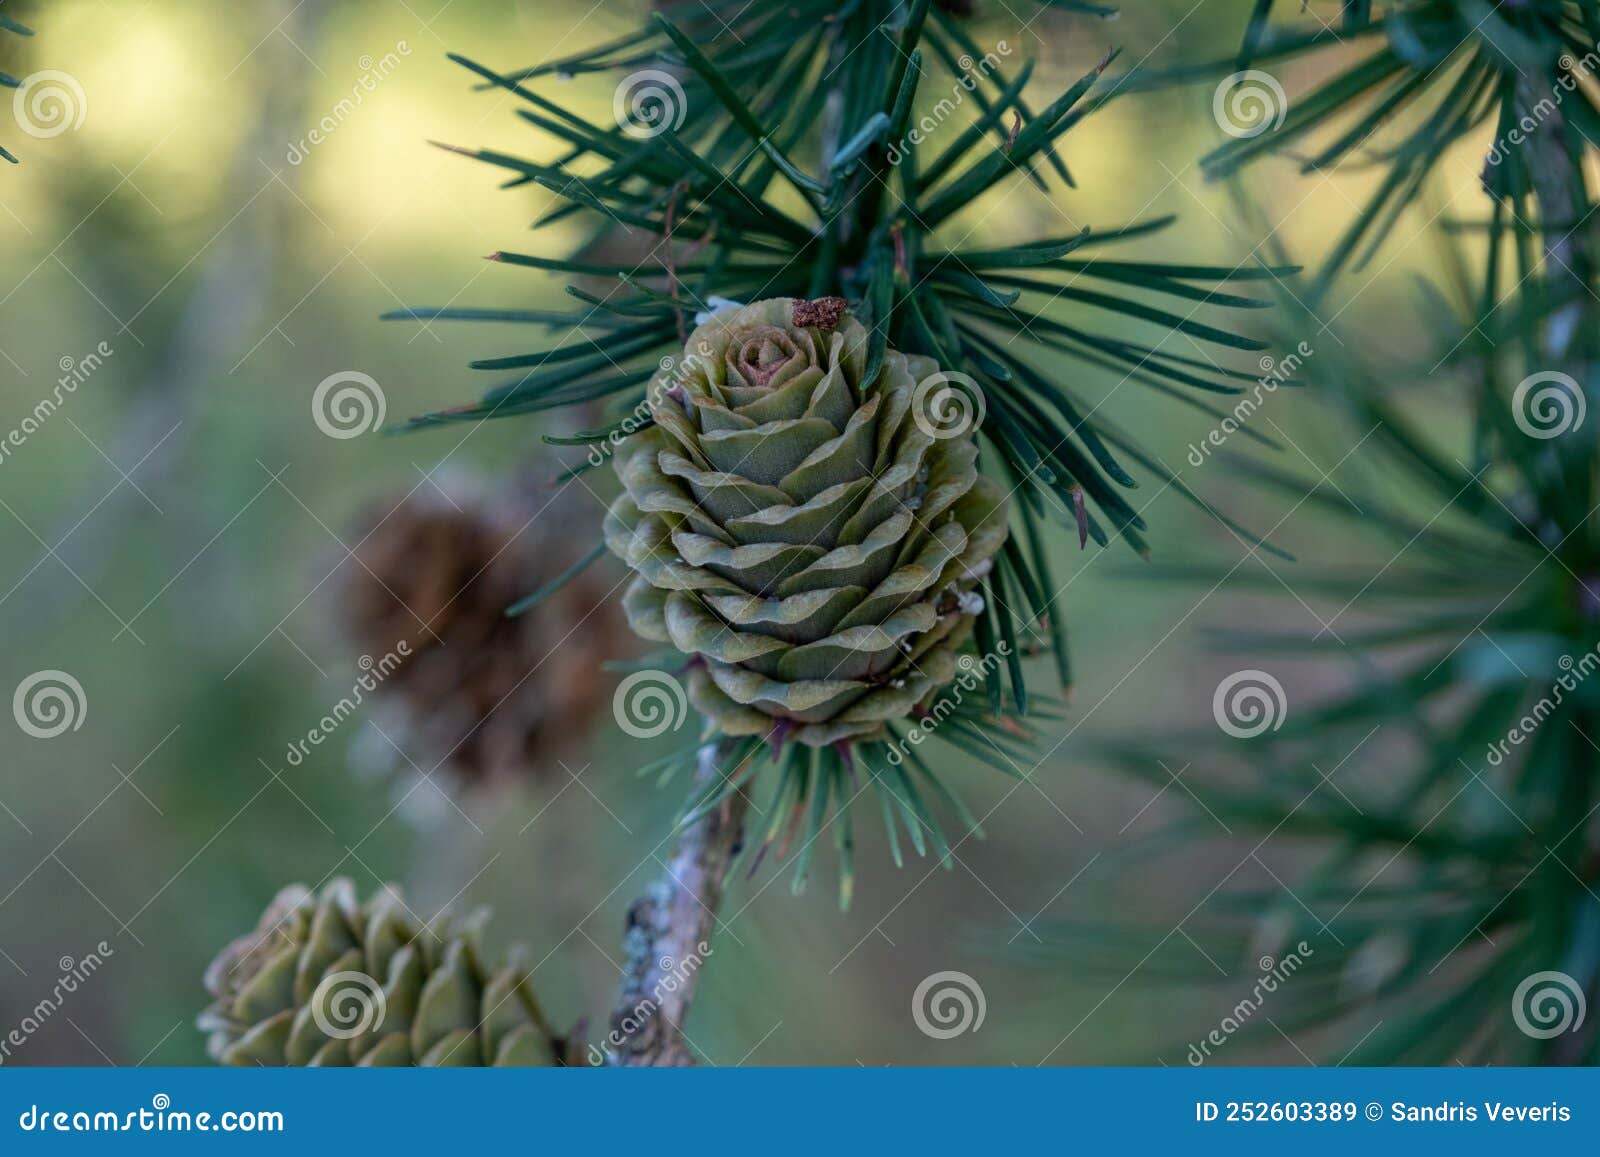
left=198, top=879, right=572, bottom=1066
left=603, top=299, right=1010, bottom=747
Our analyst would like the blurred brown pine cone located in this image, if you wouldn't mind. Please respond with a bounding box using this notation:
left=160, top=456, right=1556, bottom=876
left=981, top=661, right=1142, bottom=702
left=335, top=470, right=628, bottom=801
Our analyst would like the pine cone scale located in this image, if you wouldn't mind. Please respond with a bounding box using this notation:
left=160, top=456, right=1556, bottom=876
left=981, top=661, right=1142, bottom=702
left=200, top=880, right=565, bottom=1068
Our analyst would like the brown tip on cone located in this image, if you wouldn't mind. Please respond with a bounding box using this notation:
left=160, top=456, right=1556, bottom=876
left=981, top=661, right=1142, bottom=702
left=791, top=296, right=848, bottom=331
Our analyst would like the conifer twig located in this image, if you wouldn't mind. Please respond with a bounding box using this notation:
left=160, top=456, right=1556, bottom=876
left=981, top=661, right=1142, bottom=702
left=1513, top=73, right=1600, bottom=1069
left=1514, top=74, right=1595, bottom=366
left=605, top=734, right=750, bottom=1066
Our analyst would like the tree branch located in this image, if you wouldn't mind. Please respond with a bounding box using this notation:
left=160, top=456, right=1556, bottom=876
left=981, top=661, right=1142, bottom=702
left=604, top=735, right=750, bottom=1066
left=1513, top=73, right=1600, bottom=1069
left=1514, top=74, right=1595, bottom=362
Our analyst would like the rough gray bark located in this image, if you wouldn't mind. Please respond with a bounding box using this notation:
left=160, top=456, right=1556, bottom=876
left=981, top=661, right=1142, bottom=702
left=604, top=736, right=750, bottom=1066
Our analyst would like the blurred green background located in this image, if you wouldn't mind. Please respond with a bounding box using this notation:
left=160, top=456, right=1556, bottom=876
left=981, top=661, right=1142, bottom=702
left=0, top=0, right=1473, bottom=1065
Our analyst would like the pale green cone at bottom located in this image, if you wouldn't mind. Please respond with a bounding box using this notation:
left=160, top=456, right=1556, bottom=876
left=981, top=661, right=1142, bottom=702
left=198, top=878, right=569, bottom=1067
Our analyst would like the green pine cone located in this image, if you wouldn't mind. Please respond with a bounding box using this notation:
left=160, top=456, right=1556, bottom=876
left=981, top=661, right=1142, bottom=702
left=603, top=297, right=1010, bottom=747
left=199, top=879, right=567, bottom=1067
